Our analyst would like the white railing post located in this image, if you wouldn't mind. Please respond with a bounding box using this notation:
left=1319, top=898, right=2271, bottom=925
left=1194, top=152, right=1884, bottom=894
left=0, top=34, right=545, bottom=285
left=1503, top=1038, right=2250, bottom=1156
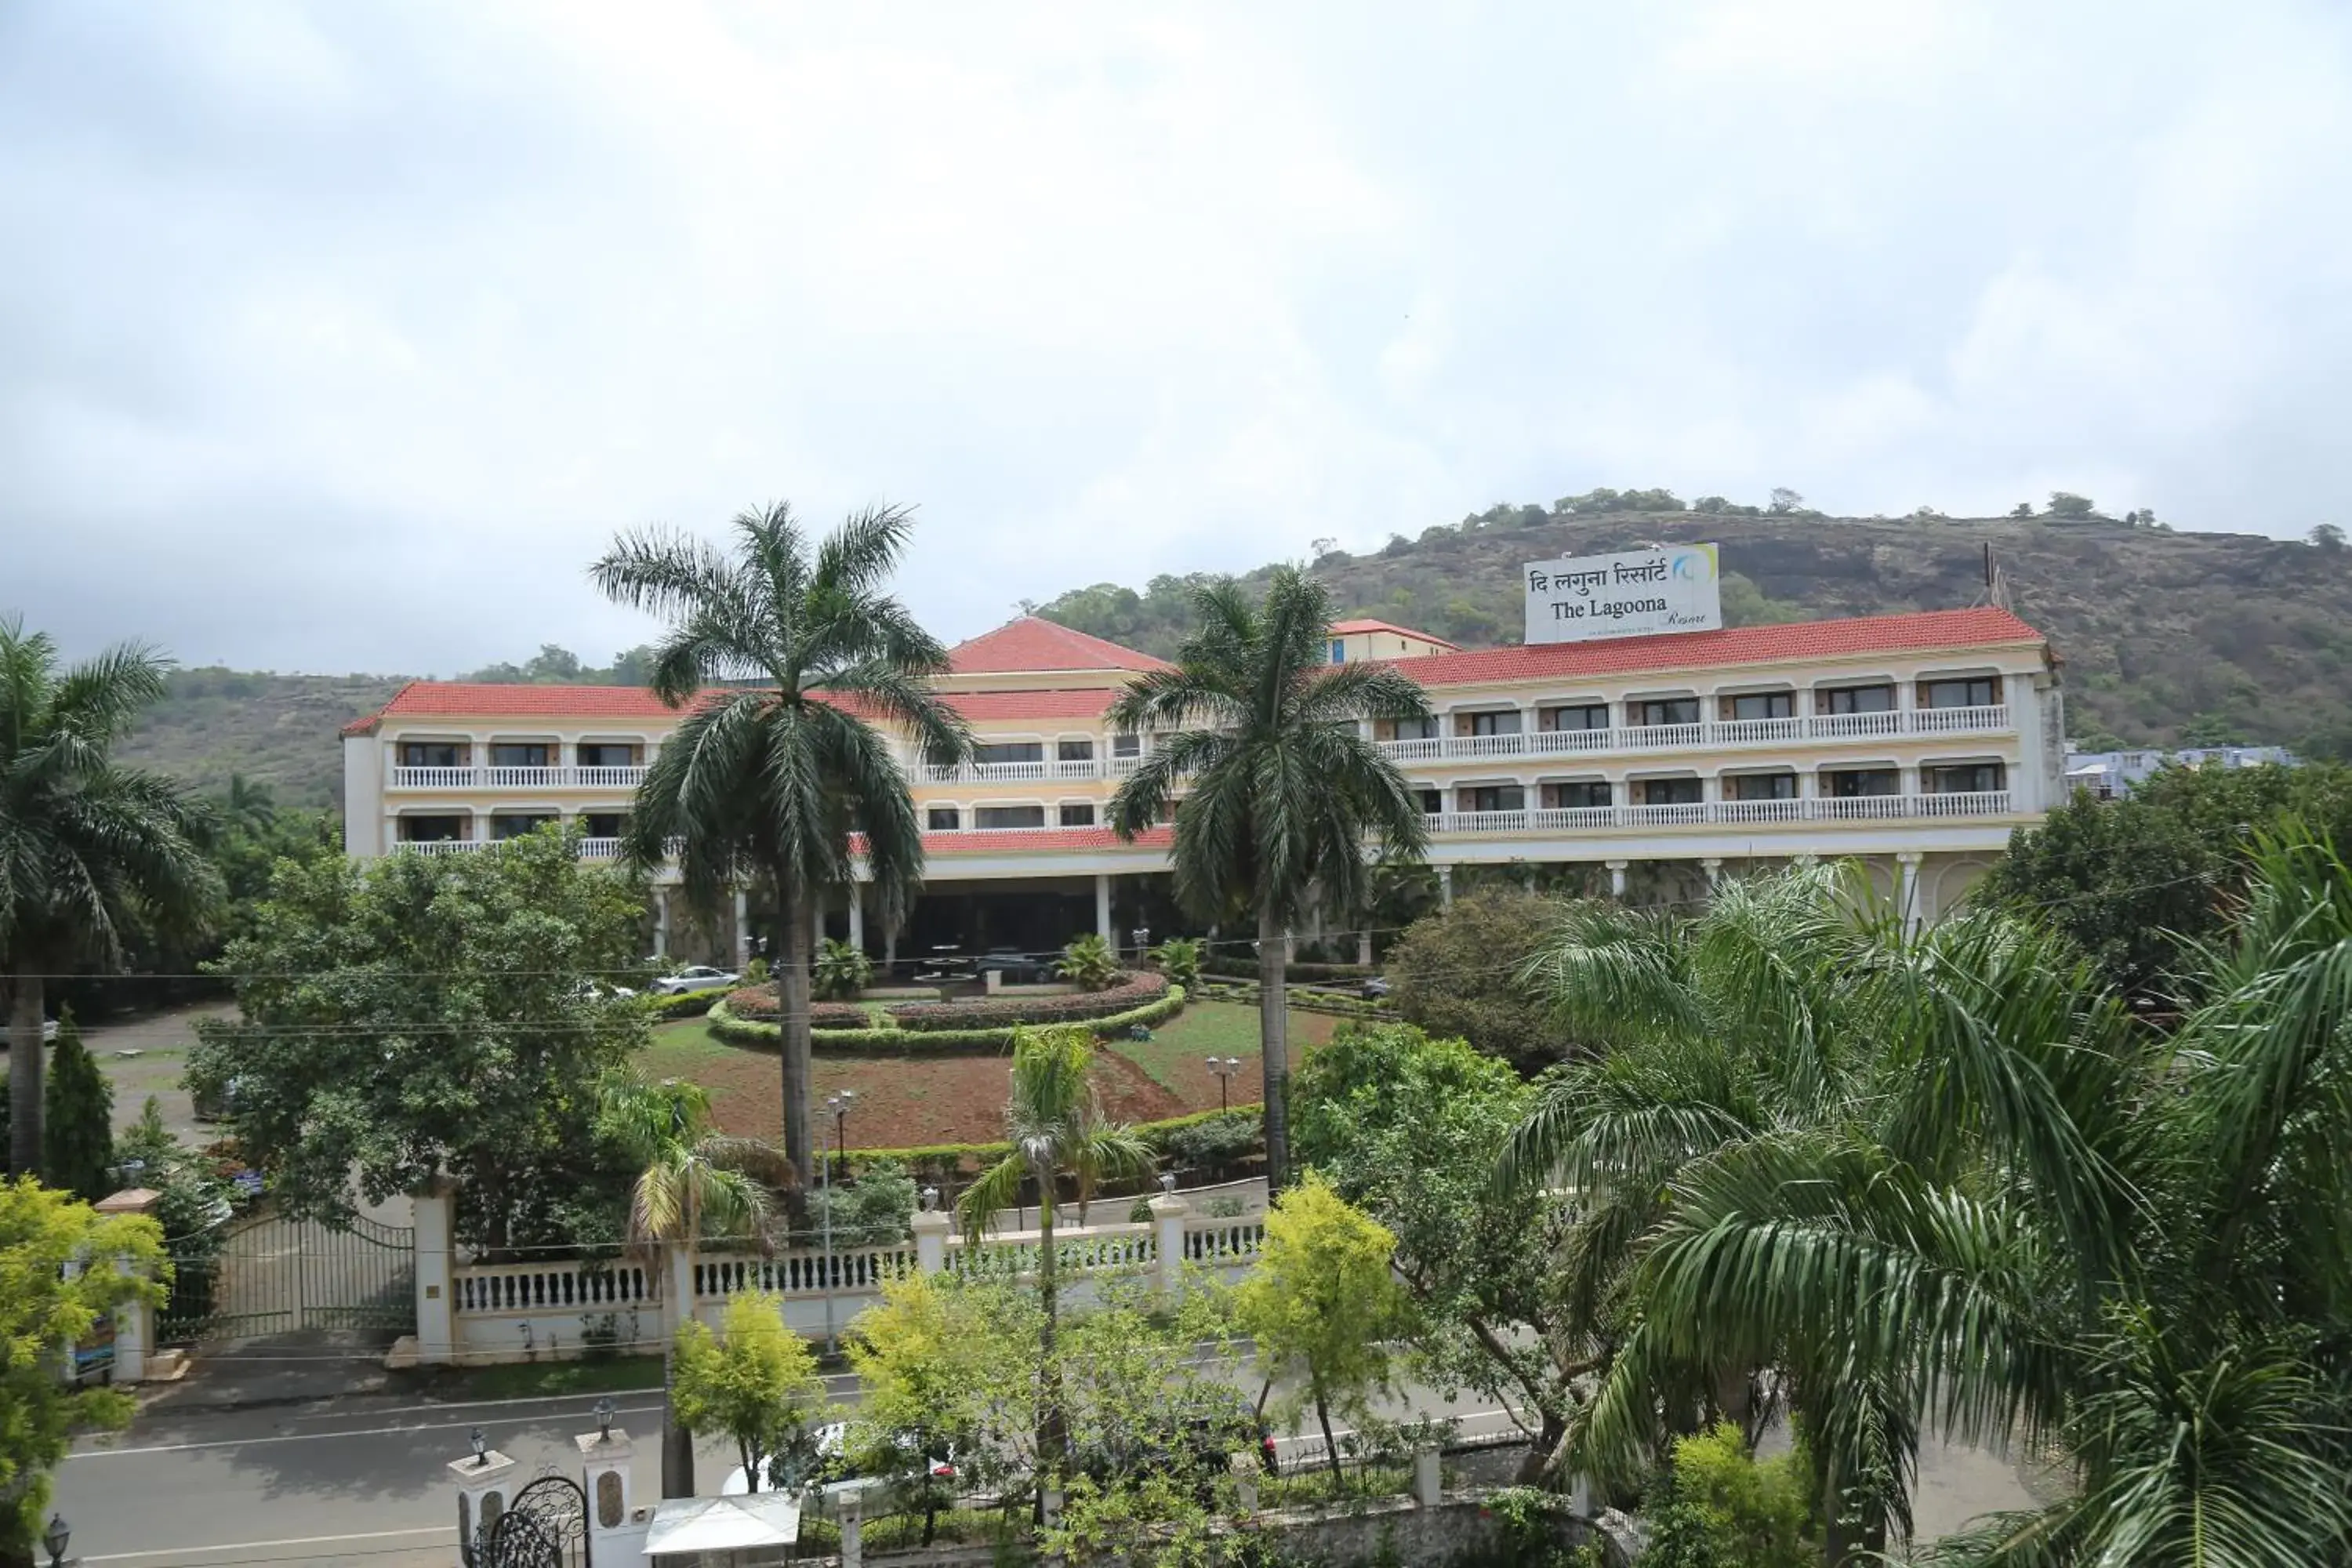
left=912, top=1205, right=951, bottom=1275
left=1151, top=1189, right=1189, bottom=1303
left=577, top=1424, right=642, bottom=1563
left=448, top=1446, right=518, bottom=1567
left=412, top=1178, right=457, bottom=1366
left=666, top=1242, right=698, bottom=1339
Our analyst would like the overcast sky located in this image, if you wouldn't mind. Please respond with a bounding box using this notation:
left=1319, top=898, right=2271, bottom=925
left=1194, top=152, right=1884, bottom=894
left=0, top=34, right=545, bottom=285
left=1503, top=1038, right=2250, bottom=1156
left=5, top=2, right=2350, bottom=673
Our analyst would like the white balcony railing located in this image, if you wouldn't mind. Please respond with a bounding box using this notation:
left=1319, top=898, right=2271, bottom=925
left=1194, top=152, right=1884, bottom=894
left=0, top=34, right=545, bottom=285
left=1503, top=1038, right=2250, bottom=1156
left=389, top=765, right=645, bottom=790
left=1424, top=792, right=2012, bottom=834
left=1380, top=704, right=2011, bottom=764
left=393, top=839, right=483, bottom=855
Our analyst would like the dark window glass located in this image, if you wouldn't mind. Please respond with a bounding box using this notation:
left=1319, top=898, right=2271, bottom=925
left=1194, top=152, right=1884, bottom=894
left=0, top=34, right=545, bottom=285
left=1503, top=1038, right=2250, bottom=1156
left=578, top=743, right=635, bottom=768
left=927, top=806, right=962, bottom=830
left=1463, top=785, right=1526, bottom=813
left=1541, top=703, right=1611, bottom=732
left=489, top=815, right=556, bottom=840
left=975, top=804, right=1047, bottom=829
left=489, top=743, right=550, bottom=768
left=1058, top=803, right=1096, bottom=827
left=1391, top=716, right=1439, bottom=741
left=1544, top=781, right=1612, bottom=808
left=1922, top=677, right=1999, bottom=709
left=1635, top=699, right=1700, bottom=728
left=1727, top=773, right=1798, bottom=800
left=975, top=742, right=1045, bottom=765
left=1056, top=739, right=1094, bottom=761
left=400, top=742, right=464, bottom=768
left=1821, top=685, right=1896, bottom=715
left=1641, top=777, right=1704, bottom=805
left=1729, top=692, right=1795, bottom=720
left=1462, top=710, right=1523, bottom=737
left=1112, top=733, right=1142, bottom=757
left=1825, top=768, right=1900, bottom=797
left=582, top=813, right=626, bottom=838
left=400, top=815, right=468, bottom=842
left=1926, top=762, right=2005, bottom=793
left=1414, top=788, right=1443, bottom=815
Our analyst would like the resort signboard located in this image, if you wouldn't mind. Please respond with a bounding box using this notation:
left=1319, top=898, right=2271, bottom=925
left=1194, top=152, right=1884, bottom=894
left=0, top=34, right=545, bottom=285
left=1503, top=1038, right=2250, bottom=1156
left=1523, top=543, right=1722, bottom=644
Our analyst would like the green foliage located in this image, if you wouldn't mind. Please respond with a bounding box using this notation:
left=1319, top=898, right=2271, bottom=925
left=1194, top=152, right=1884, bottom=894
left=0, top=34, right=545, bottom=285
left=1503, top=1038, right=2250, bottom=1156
left=1386, top=887, right=1573, bottom=1071
left=0, top=1177, right=168, bottom=1559
left=188, top=829, right=652, bottom=1249
left=741, top=956, right=770, bottom=985
left=1236, top=1171, right=1409, bottom=1479
left=671, top=1288, right=827, bottom=1491
left=893, top=970, right=1167, bottom=1029
left=808, top=1158, right=918, bottom=1247
left=41, top=1009, right=113, bottom=1202
left=1645, top=1424, right=1817, bottom=1568
left=1055, top=933, right=1120, bottom=991
left=459, top=642, right=660, bottom=685
left=812, top=938, right=873, bottom=1000
left=1148, top=936, right=1203, bottom=987
left=2311, top=522, right=2346, bottom=552
left=847, top=1271, right=1045, bottom=1513
left=648, top=985, right=732, bottom=1020
left=2046, top=490, right=2100, bottom=518
left=705, top=985, right=1187, bottom=1055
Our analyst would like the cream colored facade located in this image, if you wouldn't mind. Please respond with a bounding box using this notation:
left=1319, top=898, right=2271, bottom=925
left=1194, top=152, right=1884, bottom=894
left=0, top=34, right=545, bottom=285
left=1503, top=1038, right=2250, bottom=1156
left=343, top=608, right=2059, bottom=952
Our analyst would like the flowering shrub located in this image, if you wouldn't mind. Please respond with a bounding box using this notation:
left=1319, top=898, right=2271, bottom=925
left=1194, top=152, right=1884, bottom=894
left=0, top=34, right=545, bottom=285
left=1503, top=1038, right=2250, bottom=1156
left=884, top=971, right=1169, bottom=1032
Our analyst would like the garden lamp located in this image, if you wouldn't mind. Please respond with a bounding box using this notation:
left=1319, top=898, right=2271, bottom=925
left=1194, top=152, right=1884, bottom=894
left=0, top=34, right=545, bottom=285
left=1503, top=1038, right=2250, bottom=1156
left=470, top=1427, right=488, bottom=1466
left=44, top=1512, right=69, bottom=1566
left=596, top=1396, right=615, bottom=1443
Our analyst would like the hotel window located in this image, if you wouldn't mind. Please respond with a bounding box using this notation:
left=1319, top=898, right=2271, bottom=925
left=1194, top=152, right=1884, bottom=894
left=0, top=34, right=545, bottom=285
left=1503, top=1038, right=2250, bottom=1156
left=1634, top=698, right=1700, bottom=728
left=1726, top=691, right=1795, bottom=721
left=1389, top=715, right=1440, bottom=741
left=488, top=814, right=557, bottom=840
left=1112, top=733, right=1142, bottom=759
left=975, top=742, right=1045, bottom=765
left=1058, top=803, right=1097, bottom=827
left=489, top=742, right=550, bottom=768
left=1543, top=780, right=1612, bottom=809
left=399, top=742, right=465, bottom=768
left=577, top=742, right=636, bottom=768
left=1726, top=772, right=1798, bottom=801
left=1329, top=638, right=1346, bottom=663
left=582, top=813, right=626, bottom=838
left=975, top=804, right=1048, bottom=829
left=1414, top=788, right=1443, bottom=815
left=1540, top=703, right=1611, bottom=732
left=1824, top=768, right=1899, bottom=797
left=926, top=806, right=962, bottom=831
left=1056, top=739, right=1094, bottom=762
left=1455, top=710, right=1524, bottom=737
left=1639, top=777, right=1704, bottom=805
left=1922, top=677, right=2001, bottom=709
left=1820, top=684, right=1896, bottom=715
left=1461, top=785, right=1526, bottom=813
left=1924, top=761, right=2005, bottom=794
left=398, top=815, right=468, bottom=842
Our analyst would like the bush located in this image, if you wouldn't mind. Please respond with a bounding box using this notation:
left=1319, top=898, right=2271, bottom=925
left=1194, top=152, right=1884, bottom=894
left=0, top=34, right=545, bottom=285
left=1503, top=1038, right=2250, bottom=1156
left=1148, top=936, right=1203, bottom=987
left=884, top=971, right=1169, bottom=1032
left=648, top=985, right=731, bottom=1020
left=1646, top=1422, right=1817, bottom=1568
left=1056, top=933, right=1120, bottom=991
left=807, top=1159, right=919, bottom=1247
left=42, top=1007, right=114, bottom=1202
left=813, top=938, right=874, bottom=1000
left=706, top=985, right=1189, bottom=1055
left=743, top=956, right=770, bottom=985
left=1200, top=954, right=1374, bottom=983
left=1386, top=887, right=1573, bottom=1072
left=1157, top=1109, right=1260, bottom=1173
left=721, top=989, right=875, bottom=1029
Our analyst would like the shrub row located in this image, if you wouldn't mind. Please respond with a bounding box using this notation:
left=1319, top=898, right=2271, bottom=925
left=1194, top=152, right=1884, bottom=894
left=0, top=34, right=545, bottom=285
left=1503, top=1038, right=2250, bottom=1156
left=644, top=985, right=731, bottom=1021
left=1199, top=955, right=1375, bottom=983
left=1196, top=978, right=1391, bottom=1020
left=848, top=1100, right=1258, bottom=1180
left=882, top=971, right=1170, bottom=1032
left=720, top=987, right=873, bottom=1030
left=706, top=985, right=1188, bottom=1055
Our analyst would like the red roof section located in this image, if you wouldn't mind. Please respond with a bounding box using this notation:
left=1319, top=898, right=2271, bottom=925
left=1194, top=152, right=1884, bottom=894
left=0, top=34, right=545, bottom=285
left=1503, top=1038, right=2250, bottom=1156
left=1398, top=607, right=2046, bottom=689
left=924, top=825, right=1173, bottom=855
left=949, top=617, right=1167, bottom=675
left=1332, top=618, right=1459, bottom=649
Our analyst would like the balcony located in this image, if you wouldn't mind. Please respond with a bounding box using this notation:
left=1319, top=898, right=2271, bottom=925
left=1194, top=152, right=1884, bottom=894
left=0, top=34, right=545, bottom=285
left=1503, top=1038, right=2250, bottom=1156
left=1426, top=791, right=2012, bottom=836
left=920, top=757, right=1115, bottom=784
left=393, top=835, right=674, bottom=860
left=389, top=765, right=648, bottom=790
left=1382, top=704, right=2011, bottom=764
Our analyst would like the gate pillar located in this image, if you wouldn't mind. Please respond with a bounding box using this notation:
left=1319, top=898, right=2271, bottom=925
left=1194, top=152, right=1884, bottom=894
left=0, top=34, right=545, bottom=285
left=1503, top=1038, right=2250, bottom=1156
left=95, top=1189, right=162, bottom=1381
left=579, top=1425, right=649, bottom=1564
left=413, top=1178, right=458, bottom=1366
left=447, top=1444, right=517, bottom=1566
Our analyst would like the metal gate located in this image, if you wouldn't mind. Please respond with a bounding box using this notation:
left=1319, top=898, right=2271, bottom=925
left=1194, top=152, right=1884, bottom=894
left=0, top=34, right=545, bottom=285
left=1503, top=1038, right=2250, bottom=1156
left=162, top=1209, right=416, bottom=1341
left=470, top=1472, right=590, bottom=1568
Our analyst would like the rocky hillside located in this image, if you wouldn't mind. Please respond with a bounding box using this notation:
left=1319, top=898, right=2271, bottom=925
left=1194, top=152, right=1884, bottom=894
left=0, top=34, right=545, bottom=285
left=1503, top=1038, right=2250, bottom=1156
left=1036, top=510, right=2352, bottom=757
left=117, top=668, right=408, bottom=808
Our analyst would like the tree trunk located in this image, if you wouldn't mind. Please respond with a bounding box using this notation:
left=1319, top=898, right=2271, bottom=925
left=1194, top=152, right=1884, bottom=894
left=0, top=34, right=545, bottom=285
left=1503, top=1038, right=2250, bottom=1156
left=661, top=1290, right=694, bottom=1497
left=1256, top=909, right=1290, bottom=1192
left=1314, top=1376, right=1343, bottom=1484
left=1515, top=1410, right=1568, bottom=1484
left=1036, top=1166, right=1067, bottom=1521
left=776, top=870, right=814, bottom=1181
left=9, top=967, right=44, bottom=1179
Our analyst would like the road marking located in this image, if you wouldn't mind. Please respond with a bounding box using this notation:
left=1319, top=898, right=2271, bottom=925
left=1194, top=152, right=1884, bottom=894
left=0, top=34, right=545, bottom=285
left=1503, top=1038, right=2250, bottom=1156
left=70, top=1404, right=668, bottom=1457
left=84, top=1526, right=453, bottom=1563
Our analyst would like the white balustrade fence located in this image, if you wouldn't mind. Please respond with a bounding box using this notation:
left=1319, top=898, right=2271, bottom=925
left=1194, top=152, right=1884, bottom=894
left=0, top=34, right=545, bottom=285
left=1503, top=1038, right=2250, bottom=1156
left=1428, top=792, right=2011, bottom=836
left=390, top=764, right=648, bottom=790
left=1382, top=703, right=2012, bottom=763
left=454, top=1260, right=653, bottom=1316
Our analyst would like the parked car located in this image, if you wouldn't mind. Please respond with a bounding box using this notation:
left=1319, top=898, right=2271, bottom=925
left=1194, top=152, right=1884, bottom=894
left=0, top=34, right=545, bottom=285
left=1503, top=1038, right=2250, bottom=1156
left=975, top=947, right=1047, bottom=985
left=42, top=1018, right=59, bottom=1043
left=649, top=966, right=739, bottom=995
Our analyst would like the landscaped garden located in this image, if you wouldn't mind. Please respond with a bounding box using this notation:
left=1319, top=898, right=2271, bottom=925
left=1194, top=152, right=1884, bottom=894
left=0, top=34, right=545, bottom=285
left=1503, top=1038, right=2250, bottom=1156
left=635, top=999, right=1343, bottom=1147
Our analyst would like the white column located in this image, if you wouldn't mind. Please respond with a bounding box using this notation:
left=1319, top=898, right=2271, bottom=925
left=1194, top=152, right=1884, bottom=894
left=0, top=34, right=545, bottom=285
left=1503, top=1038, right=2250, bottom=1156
left=1437, top=865, right=1454, bottom=908
left=1356, top=929, right=1374, bottom=966
left=1095, top=874, right=1114, bottom=942
left=448, top=1448, right=518, bottom=1568
left=576, top=1427, right=644, bottom=1564
left=1896, top=851, right=1924, bottom=935
left=848, top=884, right=865, bottom=951
left=1606, top=859, right=1630, bottom=898
left=733, top=888, right=750, bottom=964
left=1151, top=1189, right=1189, bottom=1303
left=412, top=1178, right=457, bottom=1366
left=652, top=890, right=670, bottom=959
left=840, top=1487, right=865, bottom=1568
left=1414, top=1446, right=1443, bottom=1507
left=911, top=1207, right=951, bottom=1274
left=93, top=1188, right=161, bottom=1381
left=1700, top=857, right=1723, bottom=888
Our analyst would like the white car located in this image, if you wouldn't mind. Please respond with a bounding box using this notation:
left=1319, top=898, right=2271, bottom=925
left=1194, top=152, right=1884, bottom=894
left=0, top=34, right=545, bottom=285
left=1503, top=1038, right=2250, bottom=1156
left=650, top=966, right=739, bottom=995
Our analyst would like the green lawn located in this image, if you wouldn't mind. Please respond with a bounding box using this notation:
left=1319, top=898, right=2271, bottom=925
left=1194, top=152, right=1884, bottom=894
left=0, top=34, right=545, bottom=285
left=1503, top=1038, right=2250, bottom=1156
left=1112, top=1000, right=1342, bottom=1099
left=638, top=1018, right=739, bottom=1076
left=417, top=1356, right=667, bottom=1400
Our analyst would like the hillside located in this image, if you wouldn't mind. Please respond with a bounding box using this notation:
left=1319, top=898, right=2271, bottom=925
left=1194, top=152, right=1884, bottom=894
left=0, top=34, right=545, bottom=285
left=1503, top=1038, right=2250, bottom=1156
left=1036, top=509, right=2352, bottom=757
left=117, top=668, right=410, bottom=808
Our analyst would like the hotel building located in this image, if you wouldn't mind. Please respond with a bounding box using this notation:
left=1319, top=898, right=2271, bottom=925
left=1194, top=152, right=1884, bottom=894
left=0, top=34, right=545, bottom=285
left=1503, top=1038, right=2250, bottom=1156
left=341, top=604, right=2061, bottom=963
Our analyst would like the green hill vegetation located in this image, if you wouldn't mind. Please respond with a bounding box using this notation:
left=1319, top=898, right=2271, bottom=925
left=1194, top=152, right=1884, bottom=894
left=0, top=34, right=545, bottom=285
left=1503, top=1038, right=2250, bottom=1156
left=1035, top=492, right=2352, bottom=758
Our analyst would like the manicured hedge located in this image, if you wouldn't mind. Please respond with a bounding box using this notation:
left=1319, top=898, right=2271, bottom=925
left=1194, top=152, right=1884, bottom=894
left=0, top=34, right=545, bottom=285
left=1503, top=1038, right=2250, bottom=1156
left=706, top=985, right=1188, bottom=1054
left=645, top=985, right=732, bottom=1020
left=722, top=988, right=876, bottom=1031
left=848, top=1097, right=1258, bottom=1180
left=1200, top=955, right=1375, bottom=983
left=883, top=971, right=1171, bottom=1033
left=1196, top=978, right=1391, bottom=1021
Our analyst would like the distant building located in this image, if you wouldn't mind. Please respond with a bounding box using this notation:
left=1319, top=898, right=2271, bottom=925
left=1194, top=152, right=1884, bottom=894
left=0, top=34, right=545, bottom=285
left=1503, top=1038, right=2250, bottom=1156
left=2063, top=744, right=2299, bottom=801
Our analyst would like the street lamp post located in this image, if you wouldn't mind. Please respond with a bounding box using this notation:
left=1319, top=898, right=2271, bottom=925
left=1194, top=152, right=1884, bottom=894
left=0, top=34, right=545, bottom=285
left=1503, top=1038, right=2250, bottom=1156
left=43, top=1512, right=71, bottom=1567
left=821, top=1090, right=855, bottom=1356
left=1206, top=1056, right=1240, bottom=1112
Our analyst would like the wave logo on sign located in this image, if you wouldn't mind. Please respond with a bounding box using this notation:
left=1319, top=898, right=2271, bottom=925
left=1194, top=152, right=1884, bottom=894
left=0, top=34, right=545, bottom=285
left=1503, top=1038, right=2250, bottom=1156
left=1669, top=550, right=1715, bottom=583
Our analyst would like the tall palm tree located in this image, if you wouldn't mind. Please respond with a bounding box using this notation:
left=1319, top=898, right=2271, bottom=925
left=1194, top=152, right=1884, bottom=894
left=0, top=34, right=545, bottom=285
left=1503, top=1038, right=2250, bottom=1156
left=597, top=1071, right=795, bottom=1499
left=0, top=617, right=218, bottom=1175
left=956, top=1026, right=1155, bottom=1502
left=593, top=503, right=970, bottom=1178
left=1105, top=568, right=1431, bottom=1189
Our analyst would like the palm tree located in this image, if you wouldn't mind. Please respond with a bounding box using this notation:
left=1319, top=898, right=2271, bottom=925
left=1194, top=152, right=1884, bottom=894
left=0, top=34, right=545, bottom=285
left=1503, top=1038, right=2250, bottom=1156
left=1105, top=568, right=1431, bottom=1189
left=597, top=1071, right=796, bottom=1499
left=593, top=503, right=970, bottom=1178
left=1, top=617, right=218, bottom=1176
left=956, top=1026, right=1155, bottom=1503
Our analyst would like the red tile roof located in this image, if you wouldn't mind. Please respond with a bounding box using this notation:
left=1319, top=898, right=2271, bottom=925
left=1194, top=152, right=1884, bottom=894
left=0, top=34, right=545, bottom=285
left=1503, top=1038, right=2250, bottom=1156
left=924, top=825, right=1173, bottom=855
left=1398, top=607, right=2047, bottom=689
left=1332, top=618, right=1459, bottom=649
left=949, top=617, right=1168, bottom=675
